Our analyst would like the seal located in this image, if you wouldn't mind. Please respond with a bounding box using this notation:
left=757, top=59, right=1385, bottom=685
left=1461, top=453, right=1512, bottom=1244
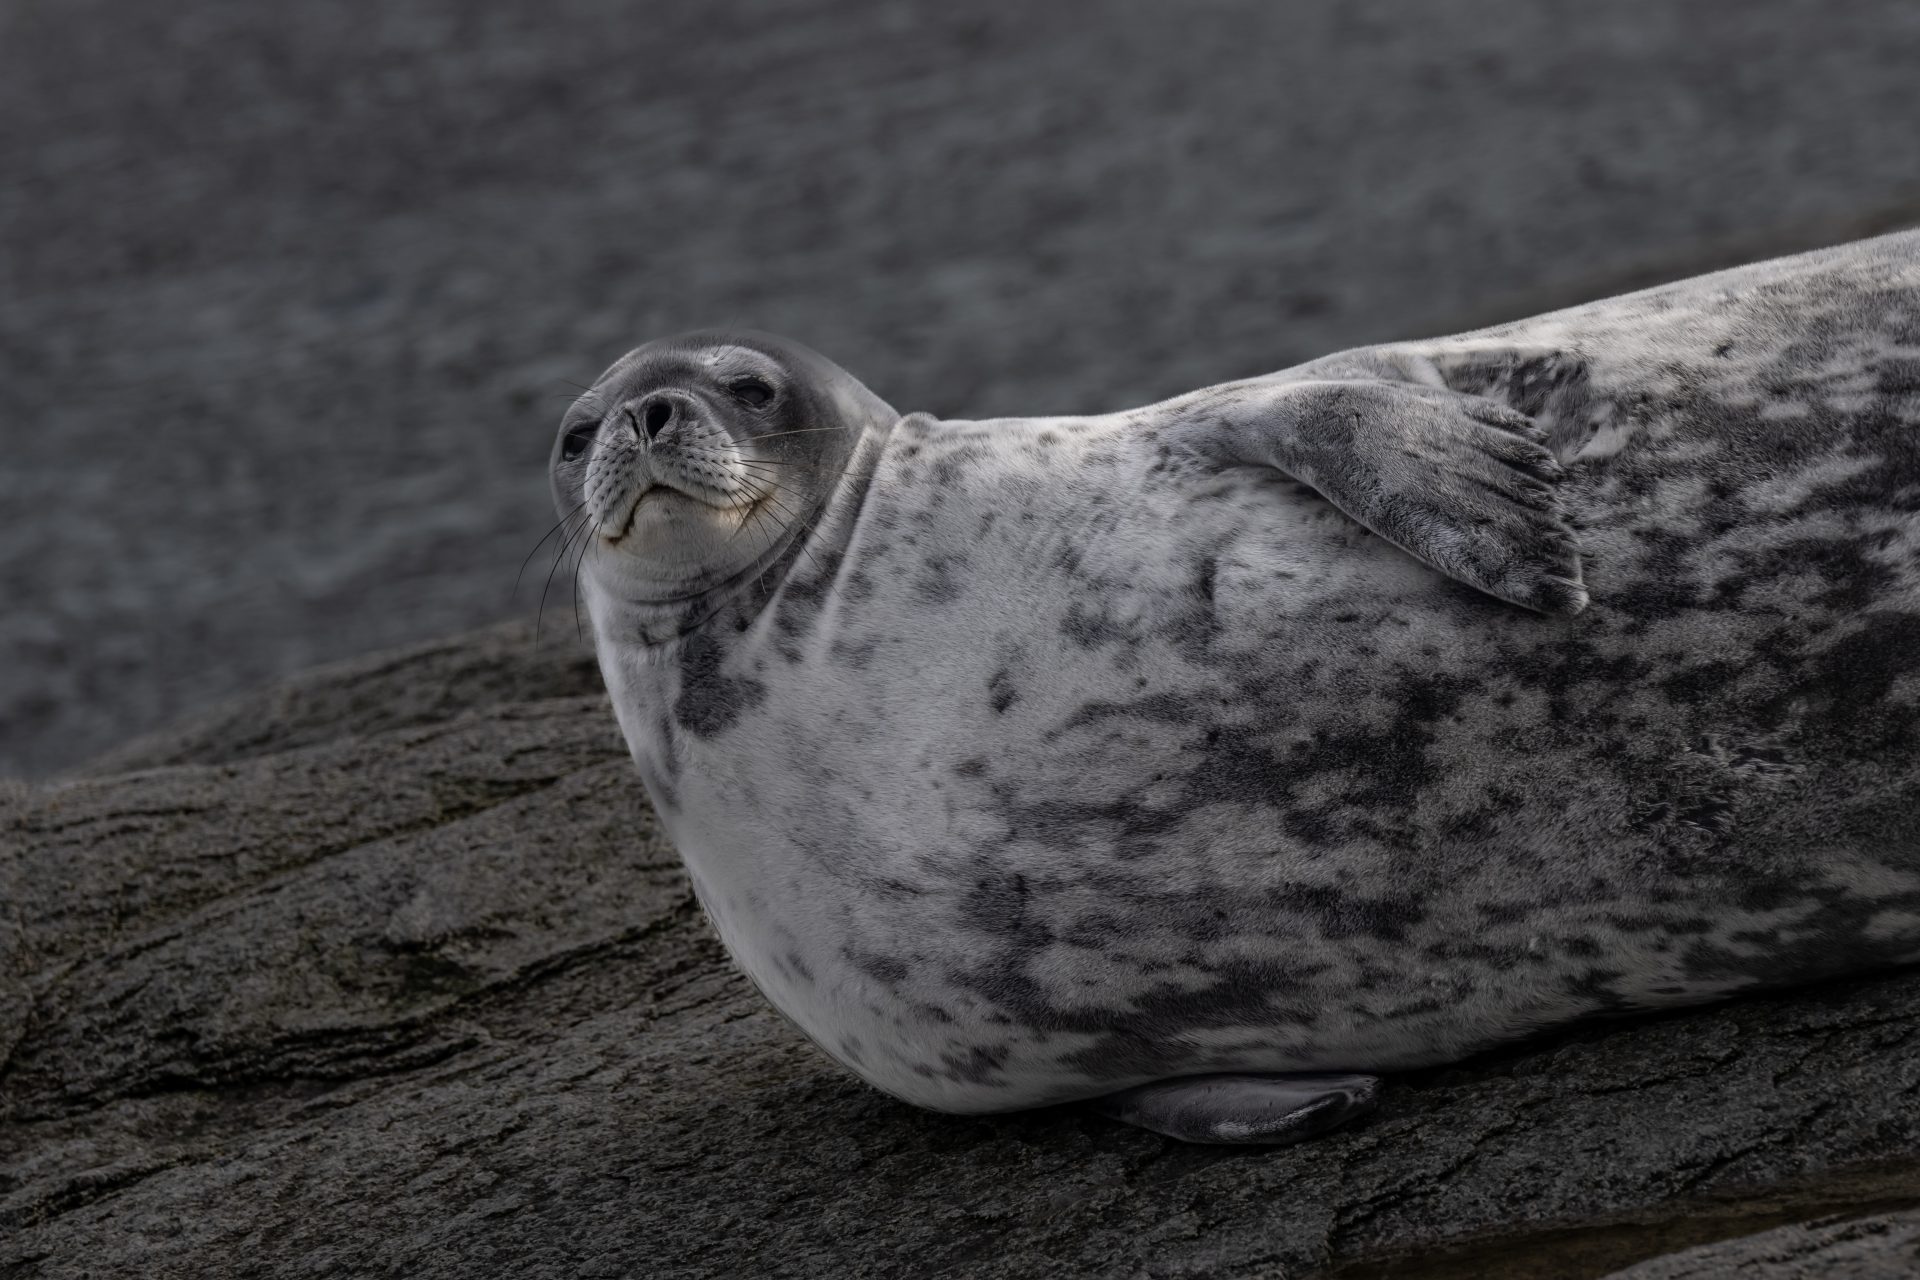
left=551, top=229, right=1920, bottom=1145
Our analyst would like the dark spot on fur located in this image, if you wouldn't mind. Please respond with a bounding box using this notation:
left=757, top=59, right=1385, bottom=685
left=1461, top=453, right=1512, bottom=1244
left=960, top=871, right=1040, bottom=936
left=831, top=637, right=877, bottom=670
left=1061, top=601, right=1127, bottom=648
left=913, top=553, right=967, bottom=605
left=849, top=949, right=910, bottom=986
left=1876, top=357, right=1920, bottom=397
left=1265, top=882, right=1427, bottom=943
left=1783, top=611, right=1920, bottom=752
left=1050, top=691, right=1196, bottom=739
left=863, top=875, right=929, bottom=901
left=937, top=1043, right=1010, bottom=1084
left=673, top=631, right=767, bottom=738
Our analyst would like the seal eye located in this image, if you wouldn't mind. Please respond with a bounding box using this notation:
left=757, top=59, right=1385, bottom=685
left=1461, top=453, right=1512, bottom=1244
left=728, top=377, right=775, bottom=408
left=560, top=422, right=597, bottom=461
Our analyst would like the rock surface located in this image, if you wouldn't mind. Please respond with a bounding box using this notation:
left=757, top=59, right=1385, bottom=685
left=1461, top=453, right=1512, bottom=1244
left=4, top=621, right=1917, bottom=1278
left=1601, top=1209, right=1920, bottom=1279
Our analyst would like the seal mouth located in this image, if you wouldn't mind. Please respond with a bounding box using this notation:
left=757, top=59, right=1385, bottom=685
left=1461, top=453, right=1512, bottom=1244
left=602, top=484, right=672, bottom=543
left=601, top=482, right=764, bottom=546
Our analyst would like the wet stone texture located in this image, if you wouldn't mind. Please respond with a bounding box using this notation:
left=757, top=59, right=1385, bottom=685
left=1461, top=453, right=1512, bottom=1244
left=3, top=620, right=1917, bottom=1278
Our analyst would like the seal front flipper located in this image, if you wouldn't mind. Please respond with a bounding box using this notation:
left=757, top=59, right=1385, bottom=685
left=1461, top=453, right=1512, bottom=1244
left=1197, top=371, right=1589, bottom=616
left=1088, top=1072, right=1380, bottom=1146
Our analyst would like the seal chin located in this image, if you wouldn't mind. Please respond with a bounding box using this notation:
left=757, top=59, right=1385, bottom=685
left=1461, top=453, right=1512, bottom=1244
left=582, top=483, right=790, bottom=612
left=602, top=486, right=695, bottom=542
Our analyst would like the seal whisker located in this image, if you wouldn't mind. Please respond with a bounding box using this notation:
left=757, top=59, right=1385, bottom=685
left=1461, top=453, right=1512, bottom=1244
left=514, top=497, right=591, bottom=603
left=536, top=507, right=592, bottom=624
left=738, top=476, right=831, bottom=579
left=678, top=449, right=804, bottom=473
left=725, top=488, right=775, bottom=548
left=739, top=425, right=854, bottom=443
left=726, top=468, right=808, bottom=502
left=570, top=516, right=598, bottom=645
left=730, top=458, right=812, bottom=476
left=536, top=507, right=594, bottom=644
left=725, top=474, right=832, bottom=584
left=673, top=442, right=803, bottom=466
left=724, top=467, right=800, bottom=529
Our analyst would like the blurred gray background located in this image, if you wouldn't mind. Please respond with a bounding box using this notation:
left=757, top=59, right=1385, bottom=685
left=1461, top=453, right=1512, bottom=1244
left=6, top=0, right=1920, bottom=776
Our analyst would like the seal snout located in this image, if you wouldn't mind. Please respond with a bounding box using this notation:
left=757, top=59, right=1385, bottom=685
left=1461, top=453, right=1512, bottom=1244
left=580, top=383, right=763, bottom=547
left=631, top=390, right=693, bottom=443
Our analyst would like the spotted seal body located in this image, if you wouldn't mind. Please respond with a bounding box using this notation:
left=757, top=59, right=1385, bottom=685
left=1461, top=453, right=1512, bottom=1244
left=553, top=231, right=1920, bottom=1144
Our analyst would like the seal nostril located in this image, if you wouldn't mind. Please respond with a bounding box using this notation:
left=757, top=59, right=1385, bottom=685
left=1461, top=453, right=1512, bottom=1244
left=644, top=401, right=672, bottom=439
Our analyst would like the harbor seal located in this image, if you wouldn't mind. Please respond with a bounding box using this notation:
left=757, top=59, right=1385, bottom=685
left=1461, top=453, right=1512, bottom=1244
left=550, top=230, right=1920, bottom=1145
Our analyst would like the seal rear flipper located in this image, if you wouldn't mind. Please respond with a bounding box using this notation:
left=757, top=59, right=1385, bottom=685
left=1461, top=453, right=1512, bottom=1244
left=1218, top=377, right=1589, bottom=616
left=1088, top=1072, right=1380, bottom=1145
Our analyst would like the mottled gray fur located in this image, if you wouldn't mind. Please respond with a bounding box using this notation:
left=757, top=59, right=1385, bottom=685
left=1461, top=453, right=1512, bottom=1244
left=554, top=231, right=1920, bottom=1124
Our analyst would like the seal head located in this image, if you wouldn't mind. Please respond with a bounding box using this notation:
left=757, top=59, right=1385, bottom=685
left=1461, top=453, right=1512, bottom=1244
left=550, top=329, right=897, bottom=611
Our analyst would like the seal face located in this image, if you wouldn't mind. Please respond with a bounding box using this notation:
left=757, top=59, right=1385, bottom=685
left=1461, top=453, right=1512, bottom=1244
left=553, top=233, right=1920, bottom=1144
left=550, top=330, right=896, bottom=627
